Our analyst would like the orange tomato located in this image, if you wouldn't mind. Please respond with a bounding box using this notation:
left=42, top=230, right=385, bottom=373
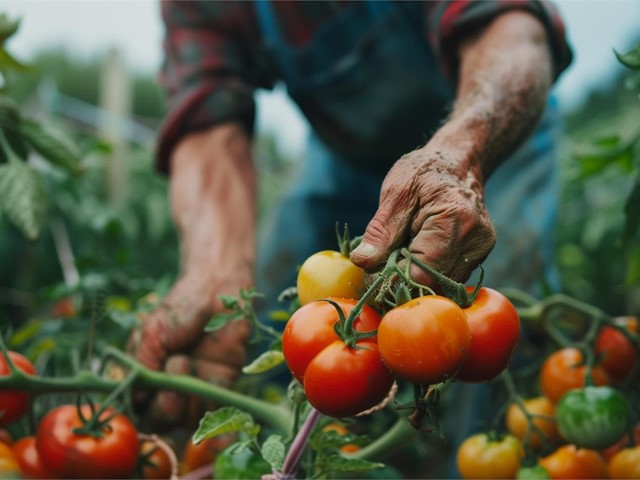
left=539, top=348, right=609, bottom=403
left=538, top=444, right=608, bottom=479
left=608, top=444, right=640, bottom=479
left=506, top=396, right=560, bottom=449
left=322, top=423, right=360, bottom=454
left=0, top=442, right=19, bottom=477
left=456, top=433, right=523, bottom=479
left=179, top=435, right=233, bottom=475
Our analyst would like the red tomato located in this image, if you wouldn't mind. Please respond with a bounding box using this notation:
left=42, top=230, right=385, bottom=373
left=539, top=348, right=609, bottom=403
left=282, top=298, right=383, bottom=383
left=0, top=351, right=36, bottom=426
left=296, top=250, right=365, bottom=305
left=595, top=316, right=638, bottom=382
left=35, top=404, right=138, bottom=479
left=303, top=339, right=396, bottom=418
left=13, top=436, right=59, bottom=479
left=140, top=440, right=173, bottom=480
left=538, top=444, right=608, bottom=479
left=378, top=295, right=471, bottom=385
left=0, top=430, right=12, bottom=446
left=456, top=287, right=521, bottom=382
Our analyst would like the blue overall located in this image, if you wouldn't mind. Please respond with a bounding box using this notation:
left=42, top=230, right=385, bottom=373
left=252, top=1, right=561, bottom=477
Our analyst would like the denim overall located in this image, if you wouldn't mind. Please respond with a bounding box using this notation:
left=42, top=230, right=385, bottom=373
left=253, top=1, right=561, bottom=477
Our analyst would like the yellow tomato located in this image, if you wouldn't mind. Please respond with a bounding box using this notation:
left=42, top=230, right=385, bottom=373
left=506, top=396, right=560, bottom=449
left=457, top=433, right=523, bottom=479
left=608, top=445, right=640, bottom=479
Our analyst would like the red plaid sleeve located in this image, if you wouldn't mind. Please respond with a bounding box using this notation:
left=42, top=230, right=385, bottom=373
left=156, top=0, right=265, bottom=174
left=427, top=0, right=573, bottom=81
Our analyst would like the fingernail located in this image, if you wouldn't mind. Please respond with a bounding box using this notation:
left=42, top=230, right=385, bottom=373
left=353, top=242, right=376, bottom=258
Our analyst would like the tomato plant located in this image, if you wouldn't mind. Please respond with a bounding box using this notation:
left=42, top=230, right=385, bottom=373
left=539, top=348, right=609, bottom=403
left=303, top=338, right=395, bottom=417
left=456, top=433, right=523, bottom=479
left=139, top=440, right=172, bottom=480
left=282, top=298, right=383, bottom=383
left=296, top=250, right=365, bottom=305
left=456, top=286, right=521, bottom=382
left=538, top=444, right=608, bottom=479
left=13, top=436, right=59, bottom=480
left=595, top=316, right=638, bottom=382
left=506, top=396, right=559, bottom=449
left=378, top=295, right=471, bottom=384
left=212, top=445, right=271, bottom=480
left=35, top=404, right=139, bottom=479
left=608, top=444, right=640, bottom=479
left=555, top=386, right=630, bottom=449
left=0, top=350, right=36, bottom=426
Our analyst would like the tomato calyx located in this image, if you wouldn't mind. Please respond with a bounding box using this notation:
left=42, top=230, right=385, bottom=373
left=70, top=399, right=118, bottom=438
left=322, top=298, right=379, bottom=349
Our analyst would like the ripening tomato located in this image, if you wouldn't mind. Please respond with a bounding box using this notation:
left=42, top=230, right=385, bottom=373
left=539, top=348, right=609, bottom=403
left=608, top=445, right=640, bottom=479
left=12, top=436, right=59, bottom=479
left=304, top=339, right=395, bottom=417
left=296, top=250, right=365, bottom=305
left=505, top=396, right=560, bottom=449
left=538, top=444, right=608, bottom=479
left=0, top=441, right=19, bottom=477
left=556, top=386, right=630, bottom=450
left=0, top=351, right=36, bottom=426
left=179, top=435, right=232, bottom=475
left=595, top=316, right=638, bottom=382
left=322, top=423, right=360, bottom=453
left=456, top=287, right=521, bottom=382
left=139, top=440, right=173, bottom=480
left=36, top=404, right=139, bottom=479
left=378, top=295, right=471, bottom=385
left=282, top=298, right=383, bottom=383
left=456, top=433, right=523, bottom=479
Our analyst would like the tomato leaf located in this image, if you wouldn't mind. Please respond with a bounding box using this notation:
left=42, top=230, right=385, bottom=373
left=614, top=42, right=640, bottom=70
left=260, top=434, right=285, bottom=471
left=242, top=350, right=285, bottom=374
left=320, top=454, right=384, bottom=474
left=205, top=311, right=244, bottom=332
left=19, top=120, right=82, bottom=175
left=193, top=407, right=260, bottom=444
left=0, top=159, right=48, bottom=240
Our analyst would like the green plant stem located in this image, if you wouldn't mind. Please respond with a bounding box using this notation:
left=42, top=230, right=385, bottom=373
left=351, top=416, right=416, bottom=461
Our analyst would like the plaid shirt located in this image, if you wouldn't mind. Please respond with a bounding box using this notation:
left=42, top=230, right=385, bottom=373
left=157, top=0, right=572, bottom=173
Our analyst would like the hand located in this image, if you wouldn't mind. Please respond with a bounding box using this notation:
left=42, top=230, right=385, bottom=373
left=127, top=122, right=256, bottom=430
left=350, top=146, right=495, bottom=289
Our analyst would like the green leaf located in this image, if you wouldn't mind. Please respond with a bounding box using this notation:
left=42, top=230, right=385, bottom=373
left=321, top=454, right=385, bottom=474
left=614, top=42, right=640, bottom=70
left=19, top=120, right=82, bottom=174
left=260, top=435, right=285, bottom=471
left=242, top=350, right=285, bottom=374
left=205, top=311, right=244, bottom=332
left=0, top=14, right=20, bottom=43
left=193, top=407, right=260, bottom=444
left=0, top=46, right=31, bottom=75
left=0, top=160, right=48, bottom=239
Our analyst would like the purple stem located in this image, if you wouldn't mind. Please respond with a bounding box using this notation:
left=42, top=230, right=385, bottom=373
left=280, top=408, right=322, bottom=478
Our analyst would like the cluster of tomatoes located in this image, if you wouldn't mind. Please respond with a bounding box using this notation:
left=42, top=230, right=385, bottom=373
left=457, top=317, right=639, bottom=479
left=282, top=249, right=521, bottom=418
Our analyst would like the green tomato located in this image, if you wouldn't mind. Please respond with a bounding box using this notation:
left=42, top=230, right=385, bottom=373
left=556, top=386, right=630, bottom=449
left=516, top=465, right=550, bottom=479
left=212, top=445, right=271, bottom=480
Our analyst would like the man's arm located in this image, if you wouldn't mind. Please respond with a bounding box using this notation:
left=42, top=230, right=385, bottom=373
left=351, top=11, right=553, bottom=286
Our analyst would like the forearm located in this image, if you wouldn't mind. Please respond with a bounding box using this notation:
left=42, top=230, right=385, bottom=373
left=429, top=11, right=553, bottom=181
left=169, top=122, right=257, bottom=306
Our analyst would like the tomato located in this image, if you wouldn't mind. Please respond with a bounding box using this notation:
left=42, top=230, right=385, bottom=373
left=296, top=250, right=365, bottom=305
left=456, top=433, right=523, bottom=479
left=539, top=348, right=609, bottom=403
left=455, top=287, right=521, bottom=382
left=506, top=396, right=560, bottom=449
left=139, top=440, right=172, bottom=480
left=0, top=351, right=36, bottom=426
left=12, top=436, right=58, bottom=479
left=608, top=444, right=640, bottom=479
left=322, top=423, right=360, bottom=454
left=0, top=442, right=19, bottom=477
left=35, top=404, right=138, bottom=479
left=179, top=435, right=231, bottom=475
left=601, top=423, right=640, bottom=461
left=0, top=430, right=12, bottom=446
left=595, top=316, right=638, bottom=382
left=303, top=339, right=395, bottom=417
left=556, top=386, right=629, bottom=450
left=282, top=298, right=383, bottom=383
left=538, top=444, right=608, bottom=479
left=212, top=445, right=270, bottom=480
left=378, top=295, right=471, bottom=385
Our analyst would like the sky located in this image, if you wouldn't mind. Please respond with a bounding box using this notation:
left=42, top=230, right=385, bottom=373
left=4, top=0, right=640, bottom=157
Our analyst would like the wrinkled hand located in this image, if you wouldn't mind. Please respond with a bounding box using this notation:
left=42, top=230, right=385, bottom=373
left=127, top=274, right=250, bottom=431
left=350, top=146, right=496, bottom=289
